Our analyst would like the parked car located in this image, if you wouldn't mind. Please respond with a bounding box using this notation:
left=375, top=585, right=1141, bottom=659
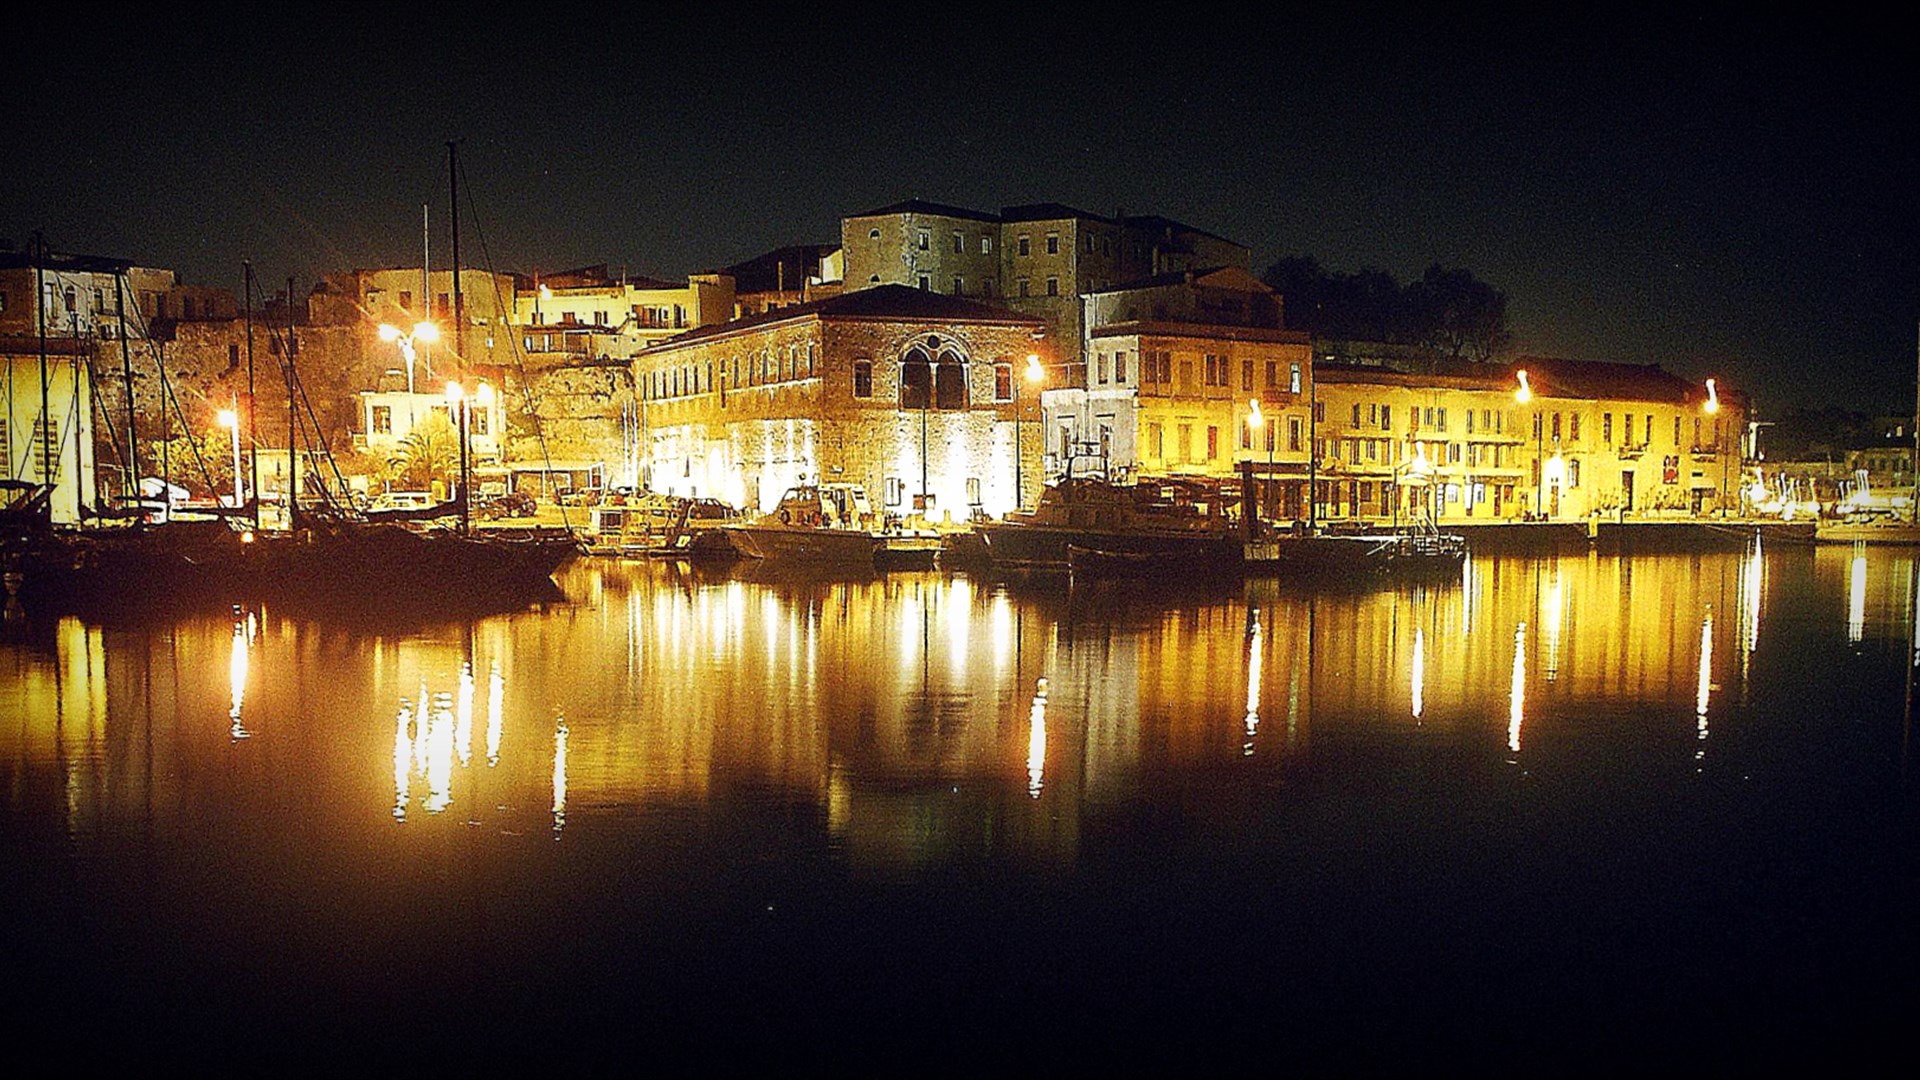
left=479, top=491, right=538, bottom=520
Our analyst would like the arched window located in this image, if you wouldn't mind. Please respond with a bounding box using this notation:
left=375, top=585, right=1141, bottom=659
left=935, top=349, right=967, bottom=410
left=900, top=347, right=932, bottom=409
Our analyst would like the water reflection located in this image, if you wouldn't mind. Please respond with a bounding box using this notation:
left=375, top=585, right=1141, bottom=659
left=5, top=549, right=1920, bottom=873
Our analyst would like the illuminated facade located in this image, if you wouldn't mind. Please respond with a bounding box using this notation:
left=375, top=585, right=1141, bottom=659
left=512, top=266, right=735, bottom=359
left=633, top=285, right=1046, bottom=520
left=1311, top=357, right=1746, bottom=523
left=2, top=342, right=97, bottom=523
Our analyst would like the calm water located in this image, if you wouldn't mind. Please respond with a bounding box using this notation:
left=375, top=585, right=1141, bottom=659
left=4, top=546, right=1918, bottom=1068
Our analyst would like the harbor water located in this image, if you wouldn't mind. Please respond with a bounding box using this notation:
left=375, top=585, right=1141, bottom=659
left=3, top=544, right=1917, bottom=1068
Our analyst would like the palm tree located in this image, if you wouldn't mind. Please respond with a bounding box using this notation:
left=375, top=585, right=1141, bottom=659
left=389, top=413, right=459, bottom=491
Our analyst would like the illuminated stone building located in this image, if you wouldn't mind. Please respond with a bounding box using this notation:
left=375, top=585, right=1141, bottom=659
left=633, top=285, right=1046, bottom=519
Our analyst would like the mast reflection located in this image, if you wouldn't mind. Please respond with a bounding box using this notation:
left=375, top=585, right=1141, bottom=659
left=552, top=715, right=569, bottom=837
left=1027, top=677, right=1048, bottom=798
left=1411, top=627, right=1424, bottom=722
left=1696, top=607, right=1713, bottom=763
left=1245, top=611, right=1263, bottom=754
left=227, top=609, right=253, bottom=741
left=1850, top=548, right=1867, bottom=644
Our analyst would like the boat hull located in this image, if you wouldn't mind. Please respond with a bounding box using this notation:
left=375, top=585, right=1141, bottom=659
left=725, top=525, right=882, bottom=564
left=980, top=523, right=1241, bottom=572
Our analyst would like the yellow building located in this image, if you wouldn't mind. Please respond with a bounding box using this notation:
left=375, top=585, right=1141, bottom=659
left=513, top=267, right=734, bottom=359
left=1311, top=357, right=1744, bottom=524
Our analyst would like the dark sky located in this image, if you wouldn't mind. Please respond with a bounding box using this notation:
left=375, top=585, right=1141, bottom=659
left=5, top=10, right=1913, bottom=413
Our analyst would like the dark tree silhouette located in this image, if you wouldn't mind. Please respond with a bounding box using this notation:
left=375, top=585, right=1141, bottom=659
left=1263, top=256, right=1511, bottom=361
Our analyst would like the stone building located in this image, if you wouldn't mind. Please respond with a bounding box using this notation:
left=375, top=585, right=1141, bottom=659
left=512, top=265, right=734, bottom=359
left=634, top=285, right=1048, bottom=519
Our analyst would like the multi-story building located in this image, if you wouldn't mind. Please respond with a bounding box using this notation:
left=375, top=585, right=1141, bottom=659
left=511, top=265, right=734, bottom=360
left=2, top=338, right=96, bottom=523
left=633, top=285, right=1047, bottom=519
left=1310, top=357, right=1745, bottom=524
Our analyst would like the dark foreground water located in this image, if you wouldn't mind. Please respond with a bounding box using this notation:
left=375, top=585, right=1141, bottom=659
left=4, top=543, right=1918, bottom=1069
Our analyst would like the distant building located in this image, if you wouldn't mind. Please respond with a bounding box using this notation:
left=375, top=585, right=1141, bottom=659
left=511, top=265, right=734, bottom=359
left=723, top=244, right=844, bottom=317
left=633, top=285, right=1046, bottom=518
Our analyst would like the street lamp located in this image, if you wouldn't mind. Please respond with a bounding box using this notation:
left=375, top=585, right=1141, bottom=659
left=445, top=378, right=496, bottom=536
left=378, top=320, right=441, bottom=394
left=1246, top=399, right=1267, bottom=525
left=1015, top=353, right=1045, bottom=512
left=216, top=404, right=242, bottom=511
left=1516, top=368, right=1543, bottom=519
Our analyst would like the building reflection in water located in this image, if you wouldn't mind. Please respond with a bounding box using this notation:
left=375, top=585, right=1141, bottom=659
left=9, top=550, right=1920, bottom=871
left=1509, top=622, right=1527, bottom=755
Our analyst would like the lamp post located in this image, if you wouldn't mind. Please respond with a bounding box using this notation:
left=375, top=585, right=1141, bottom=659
left=1246, top=399, right=1267, bottom=526
left=1016, top=354, right=1044, bottom=512
left=444, top=378, right=495, bottom=536
left=216, top=404, right=242, bottom=511
left=1703, top=377, right=1722, bottom=516
left=1515, top=368, right=1542, bottom=520
left=379, top=321, right=441, bottom=394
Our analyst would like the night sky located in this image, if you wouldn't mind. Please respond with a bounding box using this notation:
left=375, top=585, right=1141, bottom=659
left=6, top=10, right=1912, bottom=413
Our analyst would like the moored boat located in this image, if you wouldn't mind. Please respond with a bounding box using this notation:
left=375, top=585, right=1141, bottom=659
left=724, top=483, right=938, bottom=567
left=1246, top=528, right=1468, bottom=577
left=978, top=477, right=1242, bottom=573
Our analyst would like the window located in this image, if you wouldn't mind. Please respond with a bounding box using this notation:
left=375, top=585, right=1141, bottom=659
left=1115, top=351, right=1128, bottom=382
left=1382, top=405, right=1392, bottom=430
left=1097, top=354, right=1110, bottom=384
left=1207, top=426, right=1219, bottom=460
left=1018, top=236, right=1031, bottom=257
left=870, top=275, right=880, bottom=285
left=1570, top=413, right=1581, bottom=441
left=967, top=477, right=983, bottom=506
left=1179, top=359, right=1192, bottom=389
left=885, top=478, right=904, bottom=506
left=1569, top=460, right=1582, bottom=487
left=371, top=406, right=392, bottom=434
left=1045, top=277, right=1059, bottom=297
left=1046, top=233, right=1059, bottom=255
left=984, top=277, right=996, bottom=296
left=853, top=360, right=873, bottom=399
left=472, top=409, right=489, bottom=436
left=981, top=236, right=992, bottom=254
left=952, top=277, right=964, bottom=295
left=594, top=309, right=607, bottom=325
left=1265, top=361, right=1278, bottom=388
left=1243, top=360, right=1255, bottom=391
left=994, top=363, right=1013, bottom=401
left=1288, top=417, right=1302, bottom=452
left=1467, top=410, right=1475, bottom=434
left=399, top=291, right=412, bottom=310
left=934, top=351, right=967, bottom=410
left=1674, top=416, right=1682, bottom=446
left=228, top=343, right=240, bottom=366
left=1290, top=364, right=1302, bottom=394
left=1314, top=401, right=1325, bottom=423
left=917, top=275, right=930, bottom=290
left=1352, top=403, right=1362, bottom=426
left=917, top=230, right=929, bottom=251
left=1084, top=235, right=1094, bottom=253
left=1241, top=420, right=1252, bottom=450
left=869, top=228, right=881, bottom=240
left=1552, top=412, right=1562, bottom=440
left=1603, top=413, right=1613, bottom=443
left=952, top=232, right=963, bottom=254
left=1533, top=414, right=1543, bottom=439
left=1018, top=279, right=1031, bottom=298
left=900, top=348, right=931, bottom=408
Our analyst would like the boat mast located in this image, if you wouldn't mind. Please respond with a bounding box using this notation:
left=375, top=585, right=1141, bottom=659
left=244, top=263, right=259, bottom=530
left=286, top=274, right=299, bottom=531
left=1912, top=318, right=1918, bottom=524
left=116, top=272, right=137, bottom=505
left=34, top=234, right=51, bottom=507
left=448, top=140, right=465, bottom=365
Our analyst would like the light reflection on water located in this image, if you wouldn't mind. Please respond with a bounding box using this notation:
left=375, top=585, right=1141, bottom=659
left=3, top=546, right=1918, bottom=870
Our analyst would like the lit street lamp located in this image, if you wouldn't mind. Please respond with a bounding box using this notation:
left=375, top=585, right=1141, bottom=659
left=446, top=379, right=494, bottom=535
left=1515, top=368, right=1544, bottom=519
left=1246, top=399, right=1268, bottom=525
left=216, top=404, right=243, bottom=511
left=378, top=321, right=440, bottom=394
left=1015, top=354, right=1045, bottom=512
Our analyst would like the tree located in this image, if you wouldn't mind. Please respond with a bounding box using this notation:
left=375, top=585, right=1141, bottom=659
left=1405, top=264, right=1511, bottom=361
left=388, top=413, right=459, bottom=490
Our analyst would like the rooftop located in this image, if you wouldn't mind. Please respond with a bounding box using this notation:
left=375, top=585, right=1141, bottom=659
left=648, top=284, right=1042, bottom=350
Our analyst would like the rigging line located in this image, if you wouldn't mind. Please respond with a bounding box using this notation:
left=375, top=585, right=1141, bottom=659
left=459, top=155, right=576, bottom=536
left=118, top=302, right=223, bottom=503
left=237, top=268, right=350, bottom=510
left=80, top=332, right=129, bottom=478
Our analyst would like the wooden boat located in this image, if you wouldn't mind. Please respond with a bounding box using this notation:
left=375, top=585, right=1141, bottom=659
left=1066, top=544, right=1159, bottom=579
left=978, top=477, right=1242, bottom=573
left=724, top=484, right=939, bottom=567
left=1246, top=527, right=1468, bottom=577
left=1813, top=516, right=1920, bottom=545
left=588, top=494, right=742, bottom=558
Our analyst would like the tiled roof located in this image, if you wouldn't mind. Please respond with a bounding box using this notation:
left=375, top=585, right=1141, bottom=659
left=721, top=244, right=840, bottom=293
left=999, top=202, right=1113, bottom=224
left=847, top=199, right=1001, bottom=223
left=649, top=284, right=1042, bottom=349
